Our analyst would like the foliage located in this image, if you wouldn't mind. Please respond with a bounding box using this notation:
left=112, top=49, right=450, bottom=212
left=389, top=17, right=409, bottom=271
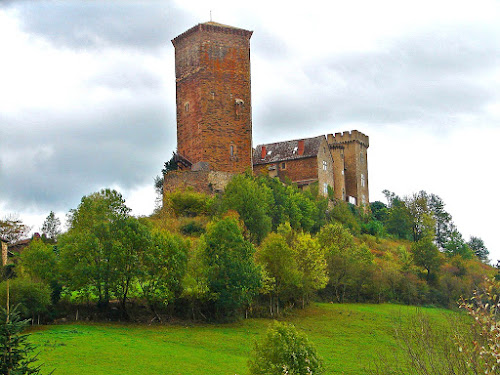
left=0, top=279, right=51, bottom=319
left=166, top=189, right=214, bottom=217
left=457, top=278, right=500, bottom=374
left=248, top=321, right=323, bottom=375
left=0, top=306, right=45, bottom=375
left=328, top=200, right=360, bottom=234
left=0, top=215, right=30, bottom=244
left=162, top=154, right=178, bottom=174
left=137, top=231, right=189, bottom=317
left=40, top=211, right=61, bottom=243
left=411, top=236, right=442, bottom=283
left=19, top=239, right=58, bottom=284
left=201, top=217, right=261, bottom=319
left=222, top=175, right=273, bottom=244
left=443, top=228, right=474, bottom=259
left=293, top=233, right=327, bottom=307
left=256, top=232, right=301, bottom=316
left=370, top=201, right=388, bottom=222
left=467, top=236, right=489, bottom=263
left=60, top=189, right=133, bottom=309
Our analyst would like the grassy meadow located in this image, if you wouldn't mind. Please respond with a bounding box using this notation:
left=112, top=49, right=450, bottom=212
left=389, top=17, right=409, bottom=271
left=29, top=303, right=460, bottom=375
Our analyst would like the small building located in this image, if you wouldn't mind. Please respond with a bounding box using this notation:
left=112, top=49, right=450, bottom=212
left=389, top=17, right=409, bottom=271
left=253, top=136, right=335, bottom=197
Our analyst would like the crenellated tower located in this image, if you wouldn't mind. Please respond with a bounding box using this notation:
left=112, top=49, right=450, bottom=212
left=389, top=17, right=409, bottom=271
left=172, top=22, right=253, bottom=173
left=327, top=130, right=369, bottom=205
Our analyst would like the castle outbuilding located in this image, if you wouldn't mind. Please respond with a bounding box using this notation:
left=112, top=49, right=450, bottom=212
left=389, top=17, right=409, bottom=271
left=164, top=21, right=370, bottom=206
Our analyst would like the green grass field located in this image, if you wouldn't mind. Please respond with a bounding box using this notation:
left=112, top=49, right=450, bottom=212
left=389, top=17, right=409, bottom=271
left=29, top=303, right=459, bottom=375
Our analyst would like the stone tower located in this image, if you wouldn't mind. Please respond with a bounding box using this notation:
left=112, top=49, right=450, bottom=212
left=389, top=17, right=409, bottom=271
left=172, top=22, right=253, bottom=173
left=327, top=130, right=369, bottom=205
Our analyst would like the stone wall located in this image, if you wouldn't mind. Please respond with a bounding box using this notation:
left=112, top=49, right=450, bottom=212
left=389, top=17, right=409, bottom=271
left=163, top=170, right=234, bottom=195
left=173, top=23, right=253, bottom=173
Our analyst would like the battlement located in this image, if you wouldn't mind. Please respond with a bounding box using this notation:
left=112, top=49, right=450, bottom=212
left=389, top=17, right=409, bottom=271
left=172, top=22, right=253, bottom=46
left=327, top=130, right=369, bottom=148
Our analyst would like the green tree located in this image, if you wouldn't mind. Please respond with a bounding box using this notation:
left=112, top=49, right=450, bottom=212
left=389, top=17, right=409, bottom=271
left=467, top=236, right=489, bottom=263
left=0, top=307, right=46, bottom=375
left=137, top=231, right=189, bottom=320
left=40, top=211, right=61, bottom=243
left=411, top=236, right=442, bottom=283
left=201, top=217, right=261, bottom=319
left=19, top=239, right=61, bottom=304
left=293, top=232, right=327, bottom=307
left=248, top=321, right=323, bottom=375
left=384, top=198, right=413, bottom=240
left=59, top=189, right=132, bottom=309
left=256, top=232, right=301, bottom=316
left=222, top=174, right=273, bottom=244
left=444, top=228, right=474, bottom=259
left=318, top=223, right=373, bottom=302
left=428, top=194, right=453, bottom=249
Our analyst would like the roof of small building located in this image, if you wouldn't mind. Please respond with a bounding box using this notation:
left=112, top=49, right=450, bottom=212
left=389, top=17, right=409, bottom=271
left=253, top=136, right=325, bottom=165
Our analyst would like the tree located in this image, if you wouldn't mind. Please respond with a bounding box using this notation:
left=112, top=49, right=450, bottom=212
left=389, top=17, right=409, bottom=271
left=0, top=306, right=46, bottom=375
left=248, top=321, right=323, bottom=375
left=411, top=236, right=442, bottom=283
left=428, top=194, right=453, bottom=249
left=405, top=191, right=435, bottom=242
left=384, top=198, right=413, bottom=240
left=256, top=232, right=301, bottom=316
left=467, top=236, right=489, bottom=263
left=0, top=215, right=30, bottom=244
left=59, top=189, right=132, bottom=309
left=137, top=230, right=189, bottom=320
left=293, top=232, right=327, bottom=307
left=443, top=228, right=474, bottom=259
left=201, top=217, right=261, bottom=318
left=40, top=211, right=61, bottom=243
left=222, top=174, right=273, bottom=244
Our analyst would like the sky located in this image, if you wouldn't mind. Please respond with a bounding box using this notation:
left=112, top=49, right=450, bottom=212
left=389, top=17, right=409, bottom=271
left=0, top=0, right=499, bottom=260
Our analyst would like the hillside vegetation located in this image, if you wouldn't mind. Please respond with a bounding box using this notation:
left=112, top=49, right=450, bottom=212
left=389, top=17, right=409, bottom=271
left=1, top=173, right=493, bottom=322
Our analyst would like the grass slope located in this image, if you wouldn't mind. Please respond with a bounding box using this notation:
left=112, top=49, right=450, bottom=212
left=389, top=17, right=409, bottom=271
left=30, top=303, right=458, bottom=375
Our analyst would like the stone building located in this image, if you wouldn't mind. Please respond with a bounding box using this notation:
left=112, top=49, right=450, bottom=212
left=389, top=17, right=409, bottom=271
left=171, top=21, right=253, bottom=173
left=253, top=136, right=334, bottom=197
left=164, top=21, right=370, bottom=206
left=327, top=130, right=369, bottom=205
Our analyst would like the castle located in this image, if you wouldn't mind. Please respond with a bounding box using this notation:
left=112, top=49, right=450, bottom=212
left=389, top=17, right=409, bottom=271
left=164, top=22, right=369, bottom=206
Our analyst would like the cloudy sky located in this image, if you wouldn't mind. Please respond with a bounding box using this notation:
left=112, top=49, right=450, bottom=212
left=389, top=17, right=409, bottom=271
left=1, top=0, right=499, bottom=260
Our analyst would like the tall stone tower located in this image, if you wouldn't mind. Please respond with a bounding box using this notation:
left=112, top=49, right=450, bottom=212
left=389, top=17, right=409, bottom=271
left=327, top=130, right=369, bottom=206
left=172, top=22, right=253, bottom=173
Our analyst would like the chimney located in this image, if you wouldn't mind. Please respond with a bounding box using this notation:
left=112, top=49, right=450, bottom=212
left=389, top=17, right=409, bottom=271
left=298, top=140, right=305, bottom=155
left=261, top=146, right=267, bottom=159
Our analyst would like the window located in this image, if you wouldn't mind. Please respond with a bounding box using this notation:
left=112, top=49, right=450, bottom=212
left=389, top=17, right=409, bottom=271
left=230, top=145, right=235, bottom=157
left=184, top=102, right=190, bottom=113
left=281, top=162, right=286, bottom=170
left=323, top=183, right=328, bottom=195
left=342, top=170, right=344, bottom=175
left=348, top=196, right=357, bottom=205
left=322, top=160, right=327, bottom=170
left=342, top=188, right=345, bottom=201
left=362, top=194, right=366, bottom=205
left=361, top=174, right=365, bottom=187
left=360, top=152, right=363, bottom=164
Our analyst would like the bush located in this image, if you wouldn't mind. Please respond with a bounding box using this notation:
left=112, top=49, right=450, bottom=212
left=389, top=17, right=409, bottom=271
left=248, top=321, right=323, bottom=375
left=180, top=220, right=205, bottom=236
left=0, top=279, right=52, bottom=319
left=167, top=189, right=214, bottom=217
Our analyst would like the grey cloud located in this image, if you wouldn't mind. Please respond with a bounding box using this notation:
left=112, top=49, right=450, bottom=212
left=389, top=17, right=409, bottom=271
left=5, top=1, right=191, bottom=50
left=0, top=98, right=176, bottom=211
left=255, top=26, right=499, bottom=135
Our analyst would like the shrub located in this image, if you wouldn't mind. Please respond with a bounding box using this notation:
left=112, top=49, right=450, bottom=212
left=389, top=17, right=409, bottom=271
left=167, top=189, right=214, bottom=217
left=0, top=279, right=51, bottom=319
left=248, top=321, right=323, bottom=375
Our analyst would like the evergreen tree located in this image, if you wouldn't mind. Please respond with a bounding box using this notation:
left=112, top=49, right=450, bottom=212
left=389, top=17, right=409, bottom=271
left=40, top=211, right=61, bottom=243
left=0, top=306, right=45, bottom=375
left=467, top=236, right=489, bottom=263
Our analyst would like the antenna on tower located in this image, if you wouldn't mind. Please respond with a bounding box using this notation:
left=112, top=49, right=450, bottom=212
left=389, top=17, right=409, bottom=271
left=210, top=10, right=212, bottom=22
